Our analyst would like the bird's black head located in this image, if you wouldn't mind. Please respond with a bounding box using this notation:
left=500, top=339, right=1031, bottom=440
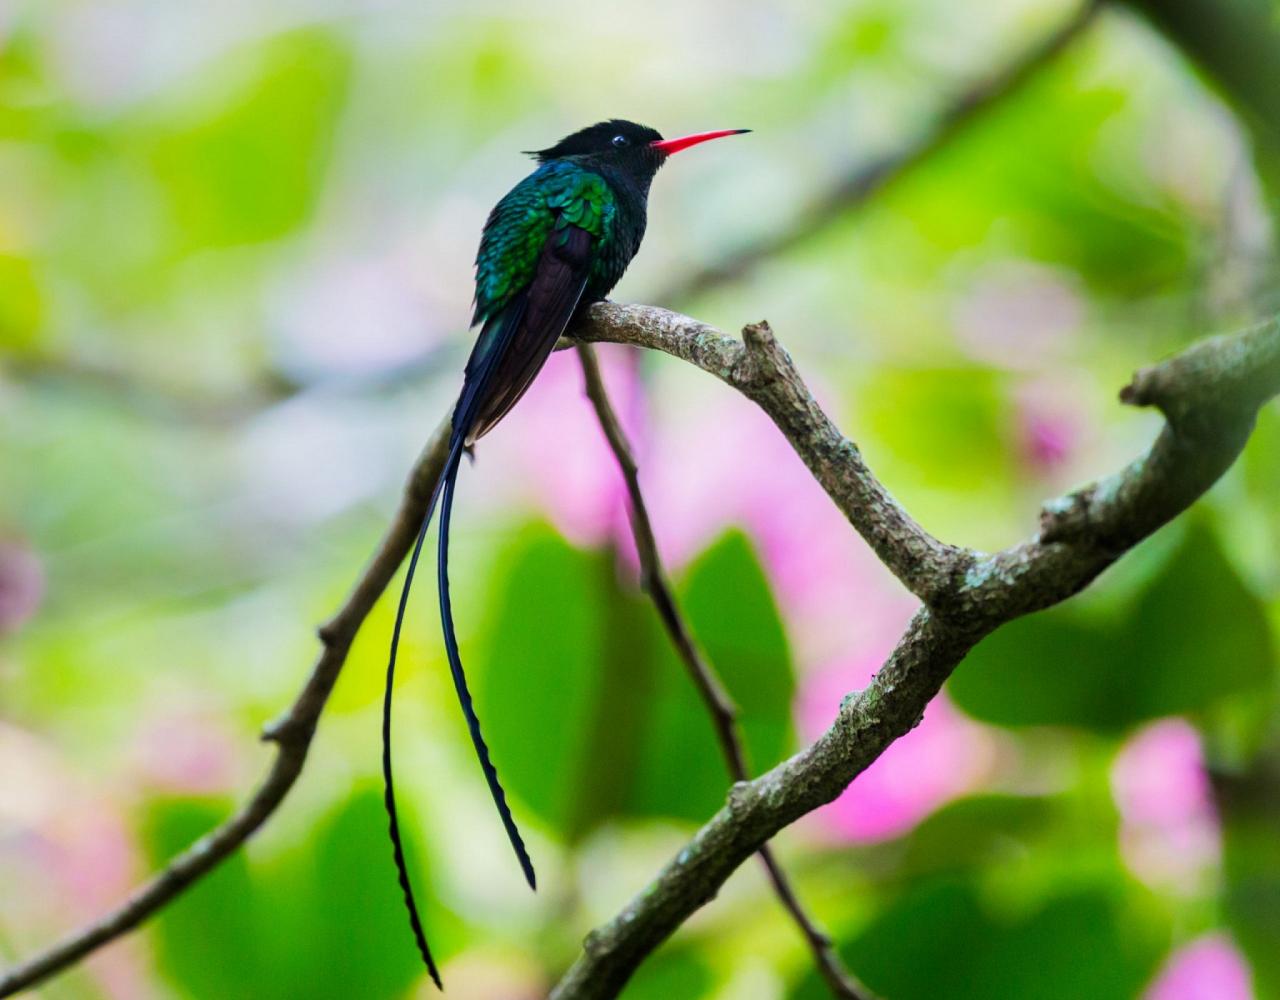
left=532, top=119, right=660, bottom=162
left=528, top=119, right=749, bottom=184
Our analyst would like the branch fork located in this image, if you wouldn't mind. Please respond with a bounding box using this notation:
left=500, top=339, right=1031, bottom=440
left=4, top=303, right=1277, bottom=1000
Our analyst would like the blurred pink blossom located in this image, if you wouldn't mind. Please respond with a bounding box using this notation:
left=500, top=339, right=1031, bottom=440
left=0, top=539, right=46, bottom=635
left=1112, top=719, right=1221, bottom=893
left=1144, top=934, right=1255, bottom=1000
left=132, top=708, right=240, bottom=795
left=0, top=725, right=145, bottom=998
left=1011, top=373, right=1103, bottom=481
left=643, top=383, right=915, bottom=666
left=0, top=725, right=133, bottom=907
left=480, top=351, right=920, bottom=722
left=55, top=803, right=136, bottom=908
left=798, top=654, right=995, bottom=841
left=477, top=345, right=639, bottom=548
left=1021, top=414, right=1073, bottom=469
left=1014, top=383, right=1080, bottom=474
left=475, top=349, right=913, bottom=663
left=954, top=262, right=1085, bottom=370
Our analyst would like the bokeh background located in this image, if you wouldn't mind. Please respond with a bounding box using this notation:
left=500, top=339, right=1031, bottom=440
left=3, top=0, right=1280, bottom=997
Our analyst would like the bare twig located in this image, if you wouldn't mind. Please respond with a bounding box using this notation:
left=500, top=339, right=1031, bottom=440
left=654, top=0, right=1103, bottom=306
left=5, top=346, right=458, bottom=427
left=575, top=343, right=874, bottom=1000
left=547, top=306, right=1280, bottom=999
left=0, top=415, right=453, bottom=998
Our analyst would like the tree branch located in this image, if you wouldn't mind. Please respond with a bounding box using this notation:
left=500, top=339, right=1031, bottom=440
left=0, top=416, right=453, bottom=998
left=548, top=304, right=1280, bottom=998
left=654, top=0, right=1102, bottom=306
left=574, top=343, right=875, bottom=1000
left=1121, top=0, right=1280, bottom=155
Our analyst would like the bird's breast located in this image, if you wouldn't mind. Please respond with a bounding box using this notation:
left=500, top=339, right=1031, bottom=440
left=587, top=189, right=647, bottom=300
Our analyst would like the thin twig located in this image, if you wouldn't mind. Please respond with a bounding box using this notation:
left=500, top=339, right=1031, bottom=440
left=654, top=0, right=1103, bottom=306
left=0, top=415, right=453, bottom=998
left=575, top=343, right=874, bottom=1000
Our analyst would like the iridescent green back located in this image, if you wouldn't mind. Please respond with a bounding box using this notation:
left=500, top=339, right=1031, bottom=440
left=472, top=160, right=617, bottom=326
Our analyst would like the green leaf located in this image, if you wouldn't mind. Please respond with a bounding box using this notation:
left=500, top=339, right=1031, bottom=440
left=475, top=524, right=627, bottom=839
left=859, top=368, right=1010, bottom=493
left=790, top=881, right=1166, bottom=1000
left=143, top=798, right=265, bottom=999
left=143, top=28, right=352, bottom=249
left=143, top=790, right=426, bottom=998
left=897, top=795, right=1058, bottom=881
left=949, top=521, right=1274, bottom=731
left=1218, top=759, right=1280, bottom=999
left=623, top=947, right=715, bottom=1000
left=476, top=526, right=795, bottom=835
left=0, top=254, right=43, bottom=351
left=625, top=530, right=795, bottom=821
left=304, top=787, right=427, bottom=999
left=893, top=60, right=1194, bottom=297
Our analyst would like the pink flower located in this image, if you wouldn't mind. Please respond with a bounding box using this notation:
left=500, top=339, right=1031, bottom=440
left=0, top=723, right=136, bottom=908
left=953, top=262, right=1084, bottom=370
left=0, top=539, right=45, bottom=635
left=1012, top=376, right=1094, bottom=477
left=476, top=345, right=639, bottom=548
left=478, top=349, right=914, bottom=667
left=1112, top=719, right=1221, bottom=893
left=643, top=379, right=916, bottom=665
left=132, top=707, right=240, bottom=795
left=1113, top=720, right=1215, bottom=826
left=1144, top=934, right=1255, bottom=1000
left=797, top=654, right=995, bottom=842
left=0, top=724, right=146, bottom=999
left=1018, top=406, right=1076, bottom=472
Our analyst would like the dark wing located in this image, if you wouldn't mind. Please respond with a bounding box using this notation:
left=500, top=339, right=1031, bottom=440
left=456, top=224, right=594, bottom=444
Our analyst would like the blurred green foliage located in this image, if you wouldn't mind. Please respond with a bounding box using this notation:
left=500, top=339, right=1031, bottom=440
left=950, top=521, right=1275, bottom=731
left=144, top=790, right=425, bottom=999
left=3, top=1, right=1280, bottom=998
left=478, top=527, right=793, bottom=837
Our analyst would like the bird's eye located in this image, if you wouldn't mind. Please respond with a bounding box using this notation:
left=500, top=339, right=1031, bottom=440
left=611, top=134, right=629, bottom=147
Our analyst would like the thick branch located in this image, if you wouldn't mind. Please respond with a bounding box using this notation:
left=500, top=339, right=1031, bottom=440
left=575, top=344, right=874, bottom=1000
left=551, top=306, right=1280, bottom=998
left=0, top=417, right=452, bottom=998
left=569, top=306, right=970, bottom=605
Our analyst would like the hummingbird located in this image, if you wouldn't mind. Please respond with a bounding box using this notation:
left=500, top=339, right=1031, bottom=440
left=383, top=119, right=750, bottom=987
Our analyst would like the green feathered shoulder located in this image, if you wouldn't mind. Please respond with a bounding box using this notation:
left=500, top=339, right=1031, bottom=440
left=472, top=160, right=616, bottom=326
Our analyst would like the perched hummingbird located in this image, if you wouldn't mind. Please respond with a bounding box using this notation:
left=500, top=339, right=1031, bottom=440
left=383, top=120, right=749, bottom=987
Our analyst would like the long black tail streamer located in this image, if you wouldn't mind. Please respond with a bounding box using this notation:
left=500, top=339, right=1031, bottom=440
left=382, top=443, right=457, bottom=990
left=382, top=432, right=537, bottom=991
left=436, top=450, right=537, bottom=889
